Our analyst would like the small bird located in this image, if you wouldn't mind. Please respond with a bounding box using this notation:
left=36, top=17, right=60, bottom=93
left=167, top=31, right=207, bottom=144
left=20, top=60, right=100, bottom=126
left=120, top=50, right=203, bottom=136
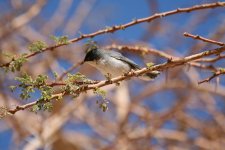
left=83, top=43, right=160, bottom=81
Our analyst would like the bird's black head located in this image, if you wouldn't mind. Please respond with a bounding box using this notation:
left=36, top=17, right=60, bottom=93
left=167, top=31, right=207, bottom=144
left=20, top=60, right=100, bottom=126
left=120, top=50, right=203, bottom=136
left=83, top=42, right=101, bottom=62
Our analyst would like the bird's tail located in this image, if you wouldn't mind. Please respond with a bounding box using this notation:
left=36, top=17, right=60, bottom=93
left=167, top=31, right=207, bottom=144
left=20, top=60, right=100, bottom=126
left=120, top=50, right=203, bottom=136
left=139, top=71, right=160, bottom=81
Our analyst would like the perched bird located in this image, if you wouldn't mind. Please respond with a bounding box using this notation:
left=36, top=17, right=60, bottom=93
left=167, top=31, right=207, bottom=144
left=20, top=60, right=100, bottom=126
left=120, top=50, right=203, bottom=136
left=83, top=43, right=160, bottom=80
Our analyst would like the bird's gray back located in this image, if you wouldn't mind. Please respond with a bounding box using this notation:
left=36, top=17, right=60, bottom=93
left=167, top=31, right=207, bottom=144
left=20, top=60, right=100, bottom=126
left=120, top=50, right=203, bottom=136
left=101, top=49, right=141, bottom=69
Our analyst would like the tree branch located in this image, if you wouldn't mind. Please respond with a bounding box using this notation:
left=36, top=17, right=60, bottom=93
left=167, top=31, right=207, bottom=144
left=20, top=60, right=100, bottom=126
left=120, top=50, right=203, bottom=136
left=184, top=32, right=225, bottom=46
left=3, top=46, right=225, bottom=115
left=106, top=44, right=217, bottom=71
left=1, top=2, right=224, bottom=68
left=198, top=69, right=225, bottom=84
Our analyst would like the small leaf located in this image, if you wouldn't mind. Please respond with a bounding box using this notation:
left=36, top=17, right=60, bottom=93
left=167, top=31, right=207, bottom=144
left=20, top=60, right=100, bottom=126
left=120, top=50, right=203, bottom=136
left=146, top=62, right=154, bottom=68
left=218, top=68, right=225, bottom=72
left=51, top=35, right=70, bottom=45
left=34, top=74, right=48, bottom=86
left=66, top=73, right=87, bottom=83
left=31, top=104, right=41, bottom=113
left=15, top=73, right=33, bottom=85
left=9, top=85, right=17, bottom=92
left=99, top=102, right=108, bottom=112
left=53, top=71, right=58, bottom=79
left=43, top=102, right=53, bottom=112
left=40, top=86, right=53, bottom=101
left=9, top=55, right=27, bottom=72
left=28, top=41, right=47, bottom=52
left=93, top=88, right=107, bottom=99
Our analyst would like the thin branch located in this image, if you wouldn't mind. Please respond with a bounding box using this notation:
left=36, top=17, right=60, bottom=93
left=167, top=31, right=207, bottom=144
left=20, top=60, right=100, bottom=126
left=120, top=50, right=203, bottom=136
left=196, top=54, right=225, bottom=63
left=1, top=2, right=224, bottom=68
left=0, top=0, right=46, bottom=38
left=184, top=32, right=225, bottom=46
left=198, top=69, right=225, bottom=84
left=106, top=44, right=176, bottom=60
left=106, top=44, right=217, bottom=71
left=3, top=46, right=225, bottom=115
left=58, top=61, right=84, bottom=81
left=7, top=93, right=64, bottom=115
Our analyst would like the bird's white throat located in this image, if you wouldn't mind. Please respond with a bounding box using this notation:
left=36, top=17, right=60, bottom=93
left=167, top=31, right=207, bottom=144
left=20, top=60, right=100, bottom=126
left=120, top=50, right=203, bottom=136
left=87, top=57, right=131, bottom=78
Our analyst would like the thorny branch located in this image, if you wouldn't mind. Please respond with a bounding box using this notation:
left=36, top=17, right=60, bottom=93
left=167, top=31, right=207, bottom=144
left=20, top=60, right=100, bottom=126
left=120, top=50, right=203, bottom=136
left=183, top=32, right=225, bottom=84
left=184, top=32, right=225, bottom=46
left=198, top=69, right=225, bottom=84
left=0, top=2, right=224, bottom=68
left=4, top=45, right=225, bottom=115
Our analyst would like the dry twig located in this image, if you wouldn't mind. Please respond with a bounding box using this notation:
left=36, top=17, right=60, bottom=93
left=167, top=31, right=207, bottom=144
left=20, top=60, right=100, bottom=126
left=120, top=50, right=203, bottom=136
left=184, top=32, right=225, bottom=46
left=198, top=69, right=225, bottom=84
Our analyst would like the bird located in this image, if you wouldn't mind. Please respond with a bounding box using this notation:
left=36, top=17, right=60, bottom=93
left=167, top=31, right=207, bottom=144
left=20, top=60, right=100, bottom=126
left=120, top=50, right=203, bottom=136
left=82, top=43, right=160, bottom=81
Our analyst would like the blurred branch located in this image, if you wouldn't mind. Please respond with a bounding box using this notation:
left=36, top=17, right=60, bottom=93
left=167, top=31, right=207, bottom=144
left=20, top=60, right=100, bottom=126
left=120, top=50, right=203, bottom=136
left=196, top=54, right=225, bottom=63
left=198, top=68, right=225, bottom=84
left=41, top=0, right=73, bottom=34
left=184, top=32, right=225, bottom=46
left=1, top=1, right=224, bottom=68
left=0, top=0, right=46, bottom=38
left=63, top=0, right=96, bottom=35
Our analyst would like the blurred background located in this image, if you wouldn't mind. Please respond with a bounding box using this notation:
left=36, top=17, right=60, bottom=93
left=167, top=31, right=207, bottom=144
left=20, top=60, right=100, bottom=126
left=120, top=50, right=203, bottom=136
left=0, top=0, right=225, bottom=149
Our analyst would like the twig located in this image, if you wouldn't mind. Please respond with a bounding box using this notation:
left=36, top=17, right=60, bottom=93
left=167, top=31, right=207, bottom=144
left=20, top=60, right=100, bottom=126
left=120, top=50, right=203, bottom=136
left=1, top=2, right=224, bottom=68
left=198, top=69, right=225, bottom=84
left=106, top=44, right=176, bottom=60
left=184, top=32, right=225, bottom=46
left=47, top=80, right=99, bottom=87
left=4, top=46, right=225, bottom=115
left=196, top=54, right=225, bottom=63
left=7, top=93, right=64, bottom=115
left=58, top=61, right=84, bottom=80
left=106, top=44, right=217, bottom=71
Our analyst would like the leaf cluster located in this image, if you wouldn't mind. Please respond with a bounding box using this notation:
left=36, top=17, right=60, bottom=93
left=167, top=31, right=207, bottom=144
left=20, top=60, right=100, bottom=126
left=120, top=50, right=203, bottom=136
left=6, top=54, right=27, bottom=72
left=12, top=74, right=53, bottom=101
left=51, top=35, right=70, bottom=45
left=28, top=41, right=47, bottom=52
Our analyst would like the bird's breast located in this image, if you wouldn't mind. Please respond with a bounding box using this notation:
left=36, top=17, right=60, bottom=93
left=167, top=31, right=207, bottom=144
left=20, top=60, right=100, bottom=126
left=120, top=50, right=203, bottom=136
left=88, top=57, right=131, bottom=77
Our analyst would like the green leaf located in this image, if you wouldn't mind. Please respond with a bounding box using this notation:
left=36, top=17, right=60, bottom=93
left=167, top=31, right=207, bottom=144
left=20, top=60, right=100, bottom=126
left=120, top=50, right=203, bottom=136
left=66, top=73, right=87, bottom=83
left=9, top=85, right=17, bottom=92
left=31, top=104, right=41, bottom=112
left=15, top=74, right=32, bottom=85
left=53, top=71, right=58, bottom=79
left=51, top=35, right=70, bottom=45
left=99, top=102, right=108, bottom=112
left=93, top=88, right=107, bottom=99
left=34, top=74, right=48, bottom=86
left=40, top=86, right=53, bottom=101
left=15, top=73, right=33, bottom=85
left=9, top=55, right=27, bottom=72
left=218, top=68, right=225, bottom=72
left=28, top=41, right=47, bottom=52
left=146, top=62, right=154, bottom=68
left=43, top=102, right=53, bottom=112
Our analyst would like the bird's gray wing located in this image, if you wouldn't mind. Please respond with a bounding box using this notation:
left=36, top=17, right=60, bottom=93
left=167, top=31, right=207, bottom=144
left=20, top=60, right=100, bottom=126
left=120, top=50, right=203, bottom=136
left=104, top=49, right=141, bottom=69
